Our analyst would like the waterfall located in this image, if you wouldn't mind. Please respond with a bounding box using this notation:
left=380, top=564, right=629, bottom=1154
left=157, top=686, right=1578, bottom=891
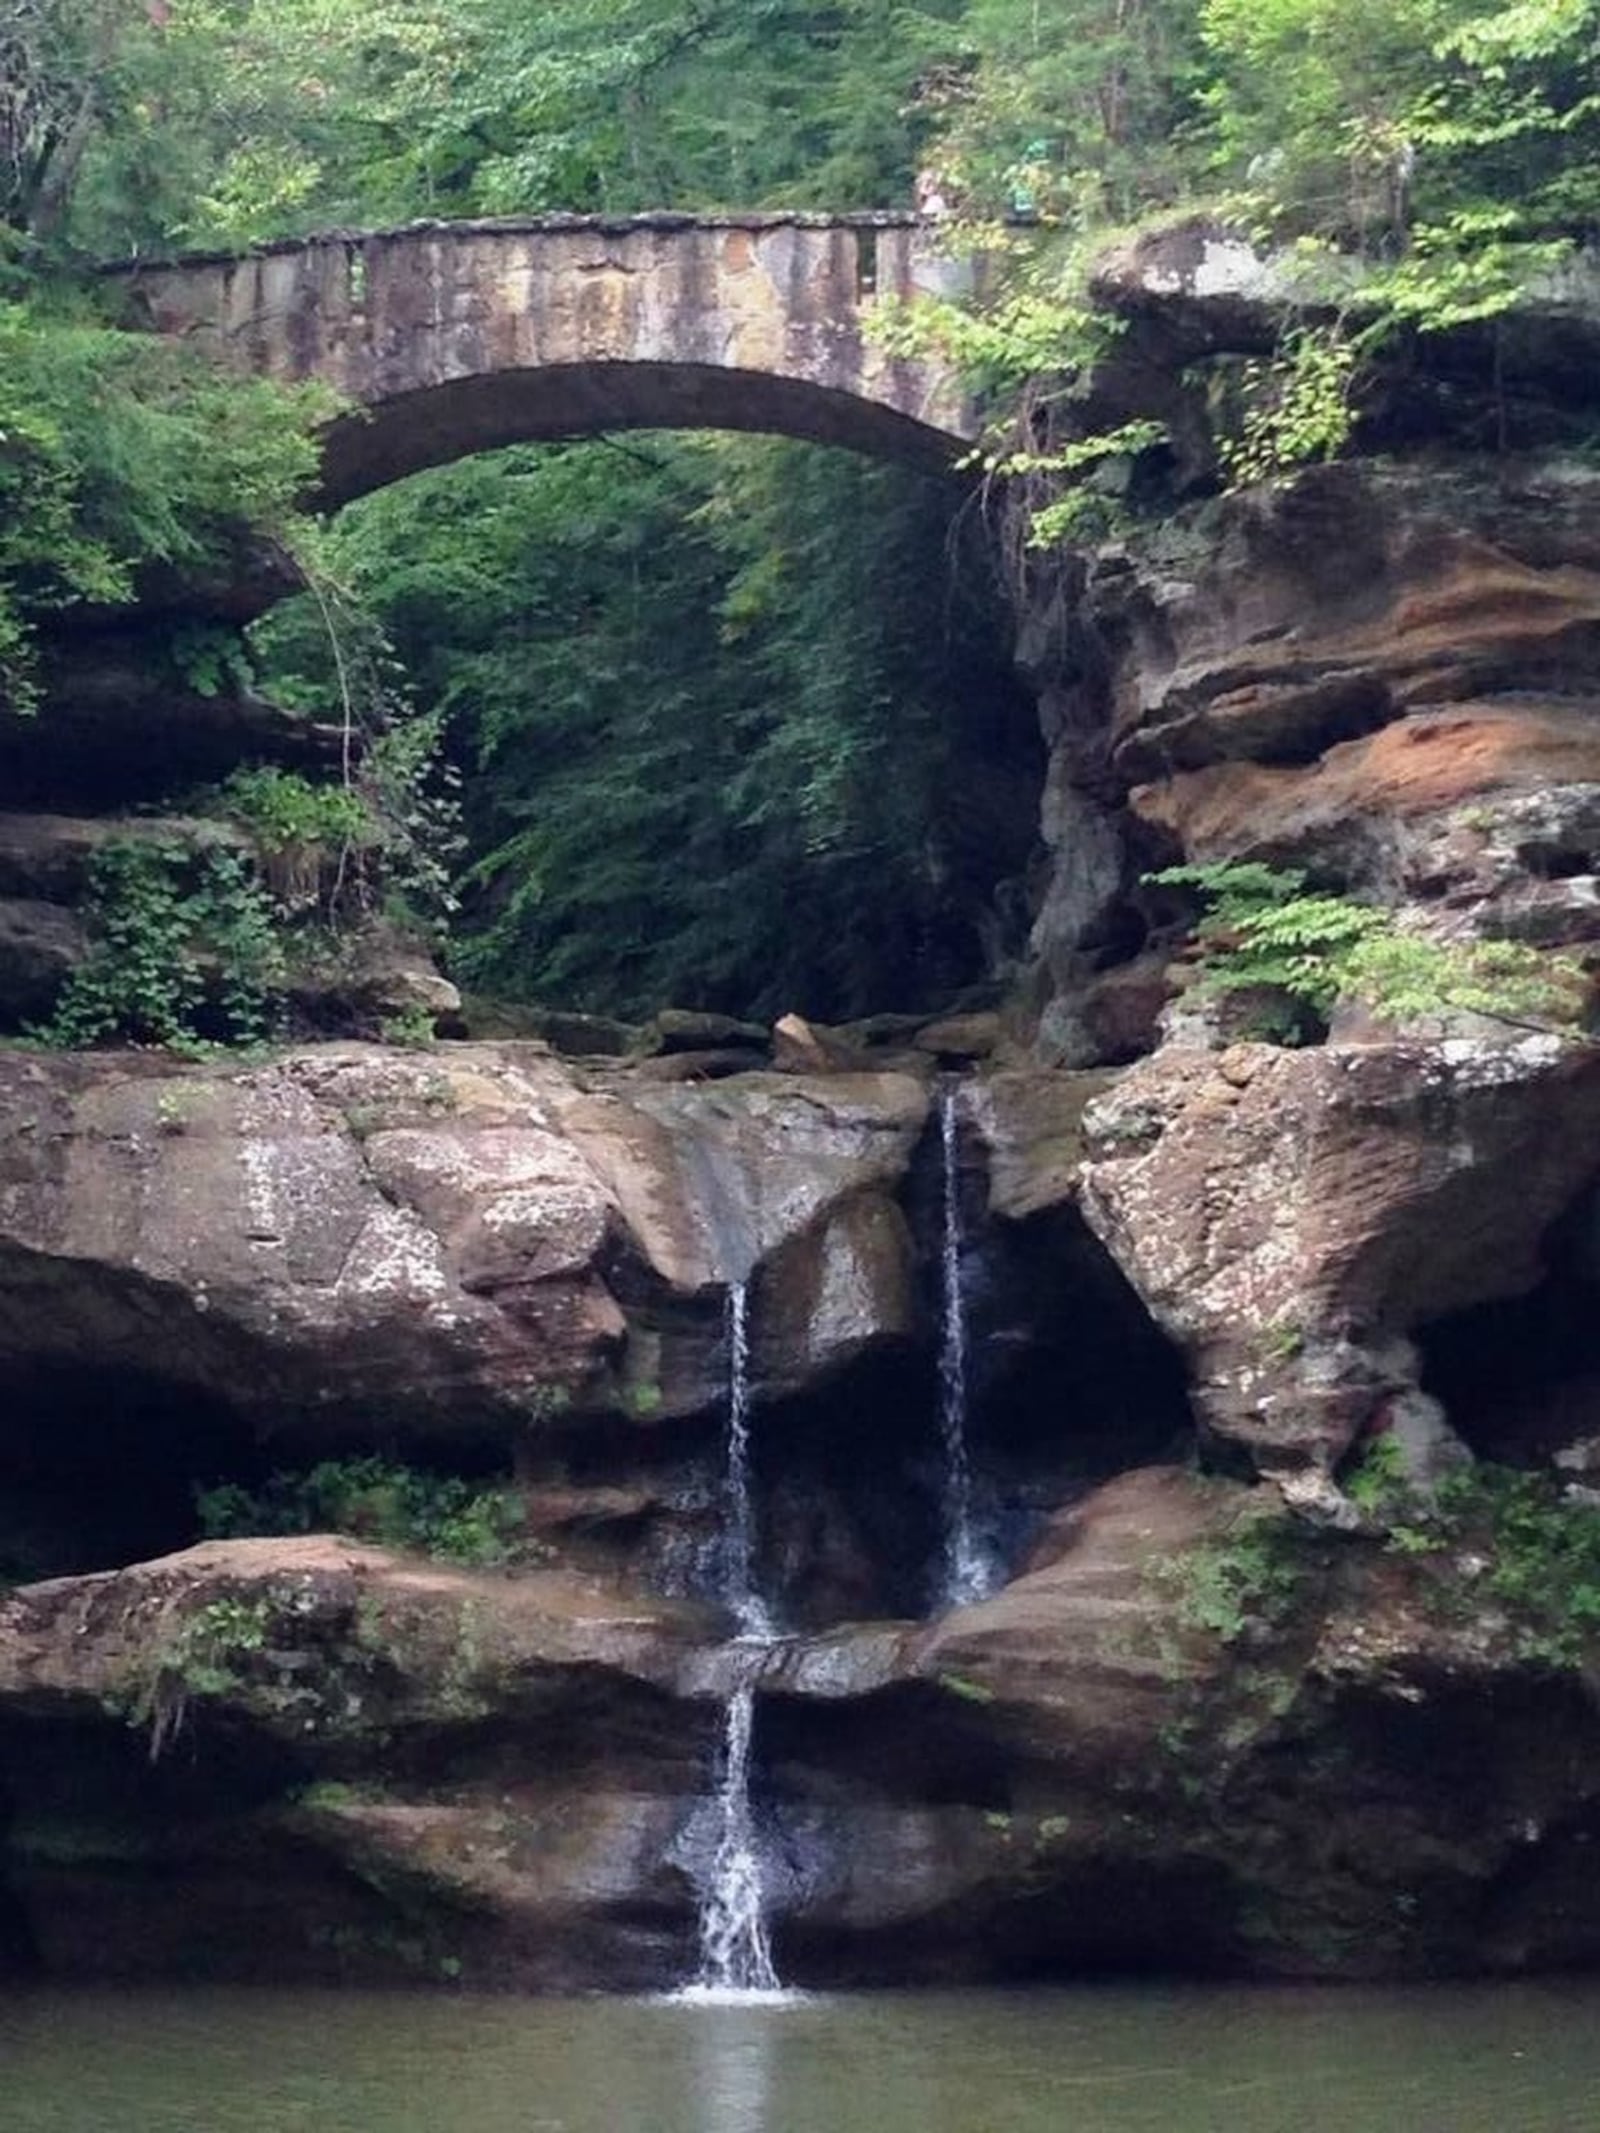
left=694, top=1678, right=781, bottom=1995
left=938, top=1088, right=989, bottom=1608
left=722, top=1283, right=771, bottom=1641
left=683, top=1280, right=784, bottom=1998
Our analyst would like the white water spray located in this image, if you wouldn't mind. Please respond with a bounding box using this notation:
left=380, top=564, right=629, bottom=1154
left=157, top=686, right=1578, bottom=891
left=693, top=1678, right=781, bottom=1996
left=938, top=1088, right=989, bottom=1608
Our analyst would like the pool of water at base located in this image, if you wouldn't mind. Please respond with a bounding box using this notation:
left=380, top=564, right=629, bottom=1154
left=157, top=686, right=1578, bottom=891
left=4, top=1978, right=1600, bottom=2133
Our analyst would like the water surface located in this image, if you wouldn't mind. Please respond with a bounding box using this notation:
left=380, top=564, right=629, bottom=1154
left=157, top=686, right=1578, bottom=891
left=4, top=1981, right=1598, bottom=2133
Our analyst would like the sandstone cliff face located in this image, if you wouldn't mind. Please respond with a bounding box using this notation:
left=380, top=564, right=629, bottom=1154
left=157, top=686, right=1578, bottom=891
left=1030, top=458, right=1600, bottom=1065
left=1022, top=450, right=1600, bottom=1492
left=6, top=400, right=1600, bottom=1990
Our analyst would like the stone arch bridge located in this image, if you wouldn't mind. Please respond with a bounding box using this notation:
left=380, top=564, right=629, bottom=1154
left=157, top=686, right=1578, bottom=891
left=115, top=213, right=979, bottom=505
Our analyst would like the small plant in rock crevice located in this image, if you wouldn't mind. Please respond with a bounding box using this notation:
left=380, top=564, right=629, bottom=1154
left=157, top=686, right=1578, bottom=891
left=168, top=621, right=256, bottom=701
left=1340, top=1446, right=1600, bottom=1670
left=1213, top=321, right=1363, bottom=488
left=127, top=1593, right=275, bottom=1760
left=378, top=1003, right=439, bottom=1050
left=1147, top=861, right=1585, bottom=1040
left=1257, top=1318, right=1306, bottom=1366
left=1157, top=1512, right=1311, bottom=1645
left=219, top=764, right=378, bottom=922
left=1342, top=1432, right=1410, bottom=1515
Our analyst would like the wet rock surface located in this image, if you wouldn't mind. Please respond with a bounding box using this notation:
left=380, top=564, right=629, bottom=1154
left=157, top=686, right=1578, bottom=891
left=1079, top=1036, right=1600, bottom=1478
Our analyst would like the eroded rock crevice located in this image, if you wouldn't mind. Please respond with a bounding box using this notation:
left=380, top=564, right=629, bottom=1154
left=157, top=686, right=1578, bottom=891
left=1419, top=1181, right=1600, bottom=1470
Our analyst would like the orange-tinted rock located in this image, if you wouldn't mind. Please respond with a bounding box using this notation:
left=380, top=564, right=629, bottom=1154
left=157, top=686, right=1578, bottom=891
left=1101, top=464, right=1600, bottom=784
left=1131, top=704, right=1600, bottom=868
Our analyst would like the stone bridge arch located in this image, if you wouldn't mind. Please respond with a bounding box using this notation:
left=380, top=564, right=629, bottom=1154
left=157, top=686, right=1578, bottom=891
left=115, top=213, right=979, bottom=505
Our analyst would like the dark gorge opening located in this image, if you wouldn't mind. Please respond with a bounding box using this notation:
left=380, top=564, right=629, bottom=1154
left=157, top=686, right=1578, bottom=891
left=250, top=430, right=1043, bottom=1036
left=0, top=1362, right=257, bottom=1583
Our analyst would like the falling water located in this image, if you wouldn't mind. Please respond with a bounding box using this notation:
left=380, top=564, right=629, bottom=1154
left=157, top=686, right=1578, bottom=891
left=938, top=1088, right=989, bottom=1607
left=693, top=1677, right=781, bottom=1996
left=684, top=1281, right=783, bottom=1998
left=722, top=1283, right=771, bottom=1640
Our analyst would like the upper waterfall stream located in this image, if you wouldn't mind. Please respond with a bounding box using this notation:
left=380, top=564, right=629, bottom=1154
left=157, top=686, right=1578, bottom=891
left=721, top=1282, right=771, bottom=1643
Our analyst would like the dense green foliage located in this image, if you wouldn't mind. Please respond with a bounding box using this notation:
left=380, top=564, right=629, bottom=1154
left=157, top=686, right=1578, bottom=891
left=196, top=1458, right=526, bottom=1568
left=258, top=436, right=1032, bottom=1019
left=40, top=838, right=286, bottom=1049
left=1150, top=862, right=1584, bottom=1040
left=6, top=0, right=1598, bottom=1033
left=15, top=1, right=1591, bottom=357
left=0, top=296, right=329, bottom=708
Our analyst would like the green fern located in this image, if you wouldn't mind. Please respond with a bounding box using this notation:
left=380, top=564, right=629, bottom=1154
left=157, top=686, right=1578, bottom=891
left=1150, top=863, right=1583, bottom=1036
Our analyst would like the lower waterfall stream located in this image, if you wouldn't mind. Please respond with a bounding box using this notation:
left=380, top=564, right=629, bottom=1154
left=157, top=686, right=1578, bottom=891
left=693, top=1677, right=780, bottom=1998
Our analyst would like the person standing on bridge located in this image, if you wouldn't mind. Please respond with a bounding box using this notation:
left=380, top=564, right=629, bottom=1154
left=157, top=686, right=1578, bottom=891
left=915, top=166, right=953, bottom=220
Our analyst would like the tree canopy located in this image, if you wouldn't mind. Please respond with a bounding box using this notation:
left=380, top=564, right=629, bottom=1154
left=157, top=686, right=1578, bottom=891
left=3, top=0, right=1595, bottom=1025
left=3, top=0, right=1584, bottom=257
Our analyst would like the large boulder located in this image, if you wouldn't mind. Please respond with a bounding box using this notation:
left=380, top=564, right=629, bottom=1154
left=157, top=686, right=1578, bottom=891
left=0, top=1042, right=929, bottom=1444
left=0, top=1534, right=716, bottom=1989
left=1078, top=1036, right=1600, bottom=1478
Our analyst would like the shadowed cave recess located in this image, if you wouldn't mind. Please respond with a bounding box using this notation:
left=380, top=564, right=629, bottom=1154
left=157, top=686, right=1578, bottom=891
left=0, top=1111, right=1195, bottom=1616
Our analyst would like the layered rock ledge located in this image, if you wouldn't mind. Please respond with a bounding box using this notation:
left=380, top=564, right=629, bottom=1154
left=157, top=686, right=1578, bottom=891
left=0, top=1041, right=929, bottom=1436
left=5, top=1467, right=1599, bottom=1988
